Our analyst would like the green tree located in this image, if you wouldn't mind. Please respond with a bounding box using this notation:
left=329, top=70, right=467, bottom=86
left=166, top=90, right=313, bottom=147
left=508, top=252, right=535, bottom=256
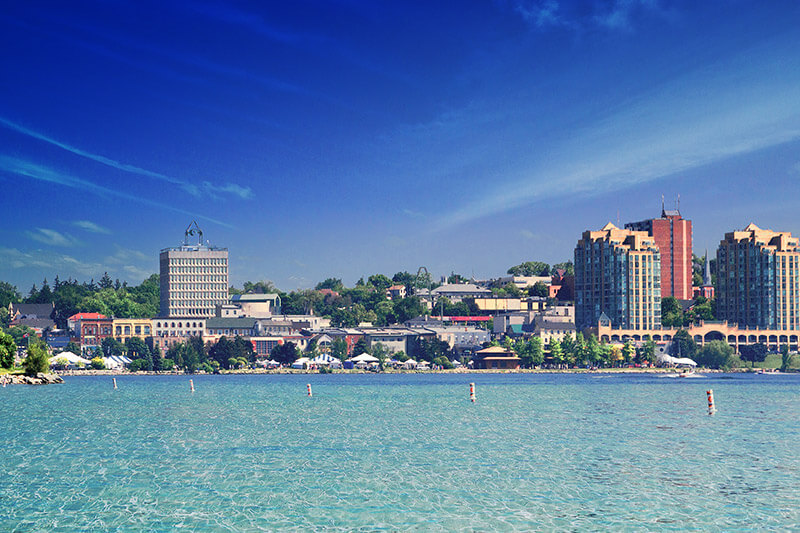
left=551, top=262, right=575, bottom=276
left=561, top=334, right=577, bottom=366
left=739, top=343, right=768, bottom=366
left=549, top=339, right=564, bottom=366
left=352, top=337, right=370, bottom=356
left=780, top=345, right=793, bottom=372
left=0, top=281, right=21, bottom=310
left=101, top=337, right=126, bottom=357
left=640, top=336, right=656, bottom=364
left=622, top=341, right=635, bottom=364
left=315, top=278, right=344, bottom=292
left=270, top=341, right=298, bottom=365
left=8, top=325, right=41, bottom=348
left=393, top=296, right=425, bottom=323
left=529, top=337, right=544, bottom=366
left=23, top=344, right=49, bottom=376
left=585, top=334, right=602, bottom=366
left=372, top=342, right=390, bottom=370
left=661, top=296, right=685, bottom=327
left=65, top=341, right=81, bottom=355
left=432, top=356, right=454, bottom=369
left=695, top=340, right=736, bottom=369
left=670, top=329, right=698, bottom=358
left=530, top=281, right=549, bottom=298
left=331, top=338, right=348, bottom=361
left=90, top=357, right=106, bottom=370
left=507, top=261, right=551, bottom=277
left=368, top=274, right=392, bottom=291
left=0, top=331, right=17, bottom=368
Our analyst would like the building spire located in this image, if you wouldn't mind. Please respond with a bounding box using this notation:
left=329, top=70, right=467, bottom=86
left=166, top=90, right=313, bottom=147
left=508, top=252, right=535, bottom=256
left=703, top=249, right=712, bottom=286
left=661, top=194, right=665, bottom=217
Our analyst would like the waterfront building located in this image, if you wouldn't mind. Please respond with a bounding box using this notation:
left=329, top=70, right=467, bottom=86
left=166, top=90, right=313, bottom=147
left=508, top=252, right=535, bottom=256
left=716, top=223, right=800, bottom=330
left=625, top=203, right=693, bottom=299
left=79, top=317, right=113, bottom=355
left=67, top=312, right=107, bottom=336
left=112, top=318, right=152, bottom=343
left=471, top=346, right=521, bottom=369
left=574, top=223, right=661, bottom=330
left=159, top=221, right=228, bottom=318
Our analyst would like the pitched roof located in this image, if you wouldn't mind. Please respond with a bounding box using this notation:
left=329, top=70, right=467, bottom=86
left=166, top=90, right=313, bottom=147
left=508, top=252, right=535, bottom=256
left=10, top=303, right=54, bottom=319
left=68, top=312, right=108, bottom=320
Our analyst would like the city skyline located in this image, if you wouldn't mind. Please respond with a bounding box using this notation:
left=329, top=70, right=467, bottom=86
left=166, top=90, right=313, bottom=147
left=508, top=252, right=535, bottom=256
left=2, top=2, right=800, bottom=291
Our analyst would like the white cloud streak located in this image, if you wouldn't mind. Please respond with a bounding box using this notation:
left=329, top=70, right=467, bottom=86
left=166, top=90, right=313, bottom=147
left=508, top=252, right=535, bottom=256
left=0, top=116, right=253, bottom=200
left=433, top=36, right=800, bottom=229
left=72, top=220, right=111, bottom=234
left=25, top=228, right=79, bottom=247
left=0, top=155, right=234, bottom=228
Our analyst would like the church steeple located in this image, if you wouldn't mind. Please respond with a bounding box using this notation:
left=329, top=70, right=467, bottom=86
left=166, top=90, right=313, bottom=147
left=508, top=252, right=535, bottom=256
left=703, top=250, right=712, bottom=286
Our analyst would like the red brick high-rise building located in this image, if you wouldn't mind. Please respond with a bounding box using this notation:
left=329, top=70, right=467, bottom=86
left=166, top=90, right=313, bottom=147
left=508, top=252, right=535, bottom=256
left=625, top=201, right=693, bottom=300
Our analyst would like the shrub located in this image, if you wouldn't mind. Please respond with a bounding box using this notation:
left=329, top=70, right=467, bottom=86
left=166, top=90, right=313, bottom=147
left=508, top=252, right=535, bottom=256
left=432, top=356, right=454, bottom=369
left=128, top=359, right=149, bottom=372
left=90, top=357, right=106, bottom=370
left=23, top=345, right=50, bottom=376
left=161, top=358, right=175, bottom=371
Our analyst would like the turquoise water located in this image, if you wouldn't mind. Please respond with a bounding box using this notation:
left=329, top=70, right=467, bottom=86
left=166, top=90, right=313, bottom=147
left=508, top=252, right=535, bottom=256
left=1, top=373, right=798, bottom=531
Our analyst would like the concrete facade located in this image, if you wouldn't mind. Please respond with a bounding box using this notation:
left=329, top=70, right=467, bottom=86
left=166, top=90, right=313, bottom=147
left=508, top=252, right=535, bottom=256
left=594, top=320, right=800, bottom=353
left=575, top=223, right=661, bottom=331
left=159, top=224, right=228, bottom=318
left=716, top=223, right=800, bottom=330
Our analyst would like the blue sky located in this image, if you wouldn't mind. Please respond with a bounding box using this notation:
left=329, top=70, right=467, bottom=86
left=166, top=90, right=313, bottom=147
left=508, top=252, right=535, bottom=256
left=2, top=1, right=800, bottom=292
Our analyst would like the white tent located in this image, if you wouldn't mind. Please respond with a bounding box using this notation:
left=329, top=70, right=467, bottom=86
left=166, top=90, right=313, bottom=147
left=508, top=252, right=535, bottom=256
left=658, top=353, right=697, bottom=367
left=291, top=357, right=311, bottom=369
left=402, top=358, right=418, bottom=369
left=349, top=353, right=379, bottom=363
left=103, top=355, right=132, bottom=369
left=310, top=354, right=342, bottom=368
left=49, top=351, right=91, bottom=366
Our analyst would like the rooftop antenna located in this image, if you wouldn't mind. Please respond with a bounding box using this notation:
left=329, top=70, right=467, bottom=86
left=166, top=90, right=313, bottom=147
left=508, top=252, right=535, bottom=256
left=661, top=194, right=665, bottom=217
left=677, top=194, right=681, bottom=213
left=616, top=210, right=620, bottom=226
left=184, top=220, right=203, bottom=246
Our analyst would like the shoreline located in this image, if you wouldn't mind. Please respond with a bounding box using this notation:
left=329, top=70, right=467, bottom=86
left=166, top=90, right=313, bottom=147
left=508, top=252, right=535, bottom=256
left=50, top=366, right=777, bottom=378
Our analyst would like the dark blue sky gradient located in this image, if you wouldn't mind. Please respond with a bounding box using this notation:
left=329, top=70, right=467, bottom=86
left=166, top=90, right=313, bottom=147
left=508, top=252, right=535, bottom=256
left=1, top=1, right=800, bottom=291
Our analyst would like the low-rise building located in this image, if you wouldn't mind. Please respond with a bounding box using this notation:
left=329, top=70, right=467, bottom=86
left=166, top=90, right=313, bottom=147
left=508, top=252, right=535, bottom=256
left=67, top=312, right=108, bottom=336
left=471, top=346, right=521, bottom=369
left=418, top=325, right=490, bottom=355
left=80, top=317, right=114, bottom=355
left=153, top=318, right=206, bottom=339
left=113, top=318, right=152, bottom=342
left=386, top=285, right=407, bottom=300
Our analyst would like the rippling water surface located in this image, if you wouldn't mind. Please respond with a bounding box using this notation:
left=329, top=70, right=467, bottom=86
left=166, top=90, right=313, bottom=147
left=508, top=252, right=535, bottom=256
left=1, top=372, right=798, bottom=531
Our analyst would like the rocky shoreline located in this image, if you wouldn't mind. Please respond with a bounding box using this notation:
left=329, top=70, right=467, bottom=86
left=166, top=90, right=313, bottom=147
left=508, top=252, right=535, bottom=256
left=3, top=373, right=64, bottom=385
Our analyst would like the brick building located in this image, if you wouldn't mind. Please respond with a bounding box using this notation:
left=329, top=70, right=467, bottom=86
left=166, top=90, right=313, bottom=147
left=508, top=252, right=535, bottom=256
left=625, top=203, right=692, bottom=300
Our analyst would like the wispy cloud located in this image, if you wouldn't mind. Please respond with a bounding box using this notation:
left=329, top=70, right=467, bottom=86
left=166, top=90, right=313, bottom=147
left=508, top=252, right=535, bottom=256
left=0, top=155, right=234, bottom=228
left=202, top=181, right=254, bottom=200
left=105, top=246, right=149, bottom=266
left=26, top=228, right=79, bottom=247
left=402, top=208, right=426, bottom=219
left=0, top=245, right=154, bottom=284
left=72, top=220, right=111, bottom=234
left=190, top=3, right=324, bottom=46
left=433, top=35, right=800, bottom=228
left=511, top=0, right=669, bottom=32
left=0, top=116, right=252, bottom=200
